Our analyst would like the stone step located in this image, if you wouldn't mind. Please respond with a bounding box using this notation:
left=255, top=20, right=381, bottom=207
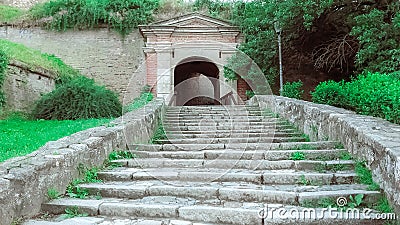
left=164, top=124, right=298, bottom=131
left=112, top=158, right=355, bottom=171
left=24, top=217, right=217, bottom=225
left=166, top=107, right=261, bottom=112
left=97, top=168, right=357, bottom=185
left=133, top=149, right=346, bottom=161
left=165, top=128, right=300, bottom=134
left=129, top=141, right=339, bottom=151
left=156, top=137, right=306, bottom=144
left=162, top=120, right=284, bottom=126
left=165, top=112, right=264, bottom=115
left=162, top=123, right=290, bottom=128
left=78, top=182, right=379, bottom=205
left=163, top=116, right=270, bottom=120
left=165, top=132, right=303, bottom=139
left=40, top=198, right=385, bottom=225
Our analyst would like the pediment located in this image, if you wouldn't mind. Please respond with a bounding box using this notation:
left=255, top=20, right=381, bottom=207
left=150, top=13, right=233, bottom=27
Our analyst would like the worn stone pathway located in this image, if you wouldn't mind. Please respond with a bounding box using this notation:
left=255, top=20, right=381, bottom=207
left=24, top=106, right=385, bottom=225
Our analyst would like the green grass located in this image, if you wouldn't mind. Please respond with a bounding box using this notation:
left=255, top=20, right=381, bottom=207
left=290, top=151, right=306, bottom=160
left=47, top=188, right=61, bottom=200
left=0, top=5, right=25, bottom=23
left=0, top=39, right=80, bottom=80
left=354, top=160, right=379, bottom=189
left=0, top=116, right=111, bottom=162
left=150, top=121, right=167, bottom=144
left=123, top=91, right=153, bottom=113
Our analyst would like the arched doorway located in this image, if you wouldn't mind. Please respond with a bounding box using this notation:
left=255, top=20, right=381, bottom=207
left=174, top=57, right=220, bottom=106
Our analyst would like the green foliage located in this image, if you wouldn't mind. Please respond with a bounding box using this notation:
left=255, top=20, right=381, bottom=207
left=63, top=206, right=88, bottom=219
left=347, top=194, right=364, bottom=208
left=312, top=73, right=400, bottom=124
left=0, top=116, right=110, bottom=162
left=67, top=165, right=102, bottom=199
left=355, top=160, right=381, bottom=191
left=222, top=0, right=334, bottom=89
left=245, top=90, right=255, bottom=99
left=109, top=150, right=136, bottom=160
left=374, top=197, right=394, bottom=213
left=150, top=121, right=167, bottom=144
left=0, top=50, right=8, bottom=108
left=340, top=151, right=352, bottom=160
left=311, top=80, right=346, bottom=107
left=66, top=180, right=89, bottom=199
left=351, top=8, right=400, bottom=74
left=0, top=5, right=25, bottom=23
left=47, top=188, right=61, bottom=200
left=124, top=86, right=153, bottom=112
left=30, top=0, right=159, bottom=35
left=82, top=167, right=102, bottom=183
left=301, top=133, right=310, bottom=142
left=33, top=76, right=122, bottom=120
left=193, top=0, right=234, bottom=20
left=345, top=73, right=400, bottom=124
left=0, top=39, right=80, bottom=81
left=290, top=151, right=305, bottom=160
left=282, top=81, right=304, bottom=100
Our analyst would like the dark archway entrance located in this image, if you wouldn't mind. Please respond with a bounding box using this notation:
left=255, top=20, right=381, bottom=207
left=174, top=57, right=220, bottom=106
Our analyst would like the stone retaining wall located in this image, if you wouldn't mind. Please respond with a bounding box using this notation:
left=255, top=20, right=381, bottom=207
left=0, top=26, right=146, bottom=102
left=3, top=60, right=56, bottom=112
left=249, top=95, right=400, bottom=214
left=0, top=99, right=164, bottom=225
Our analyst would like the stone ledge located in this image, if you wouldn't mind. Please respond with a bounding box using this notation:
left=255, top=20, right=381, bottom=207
left=0, top=98, right=165, bottom=225
left=249, top=95, right=400, bottom=214
left=9, top=60, right=56, bottom=79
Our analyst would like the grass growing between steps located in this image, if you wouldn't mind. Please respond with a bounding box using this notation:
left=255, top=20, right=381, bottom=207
left=65, top=164, right=102, bottom=199
left=150, top=121, right=167, bottom=144
left=0, top=115, right=111, bottom=162
left=355, top=161, right=380, bottom=191
left=300, top=159, right=395, bottom=217
left=104, top=150, right=137, bottom=169
left=61, top=151, right=135, bottom=200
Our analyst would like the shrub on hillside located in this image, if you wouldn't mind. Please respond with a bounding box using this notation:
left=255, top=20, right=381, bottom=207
left=30, top=0, right=159, bottom=34
left=312, top=73, right=400, bottom=124
left=33, top=76, right=122, bottom=120
left=282, top=81, right=304, bottom=100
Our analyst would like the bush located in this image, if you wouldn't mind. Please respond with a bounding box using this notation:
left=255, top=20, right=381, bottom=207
left=312, top=72, right=400, bottom=124
left=33, top=76, right=122, bottom=120
left=311, top=80, right=346, bottom=107
left=345, top=73, right=400, bottom=123
left=30, top=0, right=160, bottom=35
left=282, top=81, right=304, bottom=100
left=0, top=50, right=8, bottom=108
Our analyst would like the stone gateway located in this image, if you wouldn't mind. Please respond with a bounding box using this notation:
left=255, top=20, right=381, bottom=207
left=139, top=13, right=246, bottom=105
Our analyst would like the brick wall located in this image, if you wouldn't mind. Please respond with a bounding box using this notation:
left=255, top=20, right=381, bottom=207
left=0, top=26, right=146, bottom=103
left=145, top=52, right=158, bottom=95
left=237, top=77, right=249, bottom=102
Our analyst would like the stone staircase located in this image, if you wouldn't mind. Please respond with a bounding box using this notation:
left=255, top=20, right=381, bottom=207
left=25, top=106, right=386, bottom=225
